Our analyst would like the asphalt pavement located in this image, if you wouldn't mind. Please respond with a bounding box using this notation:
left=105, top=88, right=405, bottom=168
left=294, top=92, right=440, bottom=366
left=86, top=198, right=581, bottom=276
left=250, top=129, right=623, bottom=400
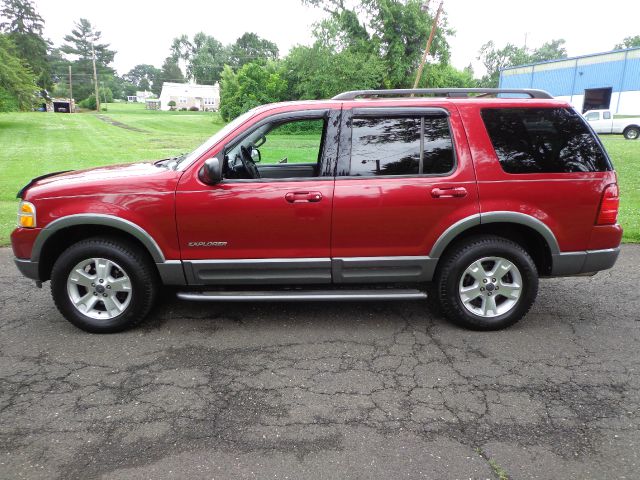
left=1, top=246, right=639, bottom=479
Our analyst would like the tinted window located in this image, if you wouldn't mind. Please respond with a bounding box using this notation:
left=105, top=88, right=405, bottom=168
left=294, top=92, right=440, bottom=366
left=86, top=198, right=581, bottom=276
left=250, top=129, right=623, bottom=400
left=350, top=115, right=454, bottom=176
left=481, top=108, right=610, bottom=174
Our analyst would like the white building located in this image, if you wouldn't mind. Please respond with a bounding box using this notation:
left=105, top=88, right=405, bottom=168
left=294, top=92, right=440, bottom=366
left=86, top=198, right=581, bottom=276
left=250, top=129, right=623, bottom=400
left=127, top=91, right=155, bottom=103
left=500, top=47, right=640, bottom=115
left=159, top=82, right=220, bottom=111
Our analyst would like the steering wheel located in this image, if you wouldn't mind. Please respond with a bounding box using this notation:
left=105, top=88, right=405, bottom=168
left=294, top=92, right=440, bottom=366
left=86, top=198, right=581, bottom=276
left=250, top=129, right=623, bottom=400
left=240, top=145, right=260, bottom=179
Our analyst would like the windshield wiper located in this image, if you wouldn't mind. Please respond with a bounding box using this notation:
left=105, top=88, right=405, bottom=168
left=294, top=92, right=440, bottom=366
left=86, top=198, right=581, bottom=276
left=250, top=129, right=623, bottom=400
left=155, top=153, right=188, bottom=170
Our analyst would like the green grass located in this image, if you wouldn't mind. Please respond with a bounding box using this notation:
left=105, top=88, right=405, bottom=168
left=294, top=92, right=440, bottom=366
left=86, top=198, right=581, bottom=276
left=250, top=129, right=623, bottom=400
left=0, top=103, right=638, bottom=246
left=600, top=136, right=640, bottom=242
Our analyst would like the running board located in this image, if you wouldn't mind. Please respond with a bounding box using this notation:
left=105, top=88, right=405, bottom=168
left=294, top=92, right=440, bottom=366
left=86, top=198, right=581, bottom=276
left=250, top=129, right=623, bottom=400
left=176, top=289, right=427, bottom=302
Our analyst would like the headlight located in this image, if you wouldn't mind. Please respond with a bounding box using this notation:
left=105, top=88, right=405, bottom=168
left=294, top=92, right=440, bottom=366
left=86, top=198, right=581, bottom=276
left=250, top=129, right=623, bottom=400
left=17, top=201, right=36, bottom=228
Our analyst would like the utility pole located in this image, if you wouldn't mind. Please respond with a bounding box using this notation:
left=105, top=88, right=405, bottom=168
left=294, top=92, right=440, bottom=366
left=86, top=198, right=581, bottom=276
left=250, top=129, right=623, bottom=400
left=413, top=0, right=444, bottom=89
left=68, top=65, right=73, bottom=113
left=91, top=44, right=101, bottom=112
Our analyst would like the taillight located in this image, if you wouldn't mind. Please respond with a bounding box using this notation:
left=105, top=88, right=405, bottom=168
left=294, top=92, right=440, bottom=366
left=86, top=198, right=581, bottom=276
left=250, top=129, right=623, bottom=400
left=596, top=184, right=619, bottom=225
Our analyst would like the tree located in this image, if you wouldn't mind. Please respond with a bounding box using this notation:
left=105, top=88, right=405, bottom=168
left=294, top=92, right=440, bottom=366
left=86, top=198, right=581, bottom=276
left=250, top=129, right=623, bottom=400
left=61, top=18, right=115, bottom=65
left=283, top=43, right=385, bottom=99
left=303, top=0, right=452, bottom=89
left=615, top=35, right=640, bottom=50
left=157, top=56, right=185, bottom=90
left=124, top=64, right=161, bottom=92
left=477, top=39, right=567, bottom=87
left=219, top=62, right=287, bottom=121
left=0, top=34, right=38, bottom=111
left=188, top=32, right=228, bottom=84
left=0, top=0, right=50, bottom=89
left=529, top=39, right=567, bottom=63
left=60, top=18, right=116, bottom=101
left=229, top=32, right=279, bottom=69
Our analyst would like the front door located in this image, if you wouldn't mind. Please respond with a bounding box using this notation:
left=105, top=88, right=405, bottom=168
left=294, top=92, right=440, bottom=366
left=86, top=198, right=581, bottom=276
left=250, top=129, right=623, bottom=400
left=331, top=106, right=479, bottom=283
left=176, top=109, right=339, bottom=285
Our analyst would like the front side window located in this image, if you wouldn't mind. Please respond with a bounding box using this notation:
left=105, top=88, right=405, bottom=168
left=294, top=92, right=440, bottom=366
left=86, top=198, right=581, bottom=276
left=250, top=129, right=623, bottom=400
left=585, top=112, right=600, bottom=121
left=481, top=108, right=611, bottom=174
left=224, top=117, right=326, bottom=179
left=349, top=115, right=454, bottom=176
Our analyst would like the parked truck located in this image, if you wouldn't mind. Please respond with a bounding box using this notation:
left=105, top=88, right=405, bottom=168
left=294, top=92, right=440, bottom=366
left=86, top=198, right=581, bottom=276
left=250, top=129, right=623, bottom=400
left=583, top=109, right=640, bottom=140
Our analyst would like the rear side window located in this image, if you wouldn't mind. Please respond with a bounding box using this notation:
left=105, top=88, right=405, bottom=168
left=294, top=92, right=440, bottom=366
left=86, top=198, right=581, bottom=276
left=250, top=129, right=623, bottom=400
left=481, top=108, right=611, bottom=173
left=349, top=115, right=454, bottom=176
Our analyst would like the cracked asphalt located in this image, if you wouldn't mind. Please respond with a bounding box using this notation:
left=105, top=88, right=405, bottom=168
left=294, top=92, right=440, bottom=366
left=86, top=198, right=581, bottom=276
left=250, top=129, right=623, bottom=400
left=1, top=246, right=639, bottom=480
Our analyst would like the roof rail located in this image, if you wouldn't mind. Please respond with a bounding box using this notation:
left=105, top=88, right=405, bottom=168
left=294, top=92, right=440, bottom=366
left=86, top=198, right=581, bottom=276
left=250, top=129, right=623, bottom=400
left=332, top=88, right=553, bottom=100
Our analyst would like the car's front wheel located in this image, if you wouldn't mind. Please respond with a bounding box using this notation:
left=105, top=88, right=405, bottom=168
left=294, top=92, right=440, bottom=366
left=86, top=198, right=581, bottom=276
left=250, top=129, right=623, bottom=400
left=50, top=237, right=158, bottom=333
left=436, top=235, right=538, bottom=330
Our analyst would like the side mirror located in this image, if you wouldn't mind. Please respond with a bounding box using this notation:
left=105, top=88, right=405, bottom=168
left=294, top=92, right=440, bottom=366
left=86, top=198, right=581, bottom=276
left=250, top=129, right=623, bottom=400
left=198, top=157, right=222, bottom=185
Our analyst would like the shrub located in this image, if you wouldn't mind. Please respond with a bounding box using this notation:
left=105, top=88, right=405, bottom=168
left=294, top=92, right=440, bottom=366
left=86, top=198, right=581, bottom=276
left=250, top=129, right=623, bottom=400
left=189, top=106, right=199, bottom=111
left=78, top=95, right=97, bottom=110
left=167, top=100, right=176, bottom=107
left=0, top=85, right=20, bottom=112
left=180, top=107, right=187, bottom=111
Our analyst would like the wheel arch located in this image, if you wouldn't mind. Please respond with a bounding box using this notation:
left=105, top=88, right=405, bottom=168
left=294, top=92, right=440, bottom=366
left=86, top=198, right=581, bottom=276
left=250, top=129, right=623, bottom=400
left=33, top=214, right=165, bottom=281
left=430, top=212, right=559, bottom=276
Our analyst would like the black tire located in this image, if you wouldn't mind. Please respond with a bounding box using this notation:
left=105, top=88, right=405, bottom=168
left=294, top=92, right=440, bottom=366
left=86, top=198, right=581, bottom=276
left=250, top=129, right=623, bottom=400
left=436, top=235, right=538, bottom=330
left=623, top=126, right=639, bottom=140
left=50, top=237, right=158, bottom=333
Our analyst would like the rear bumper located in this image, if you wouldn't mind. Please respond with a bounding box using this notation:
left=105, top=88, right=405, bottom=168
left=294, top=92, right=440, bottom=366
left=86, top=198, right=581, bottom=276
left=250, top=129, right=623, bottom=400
left=551, top=247, right=620, bottom=276
left=14, top=258, right=40, bottom=281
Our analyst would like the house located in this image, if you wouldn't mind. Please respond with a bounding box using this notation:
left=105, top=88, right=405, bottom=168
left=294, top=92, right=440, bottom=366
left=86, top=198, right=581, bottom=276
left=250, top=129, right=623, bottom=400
left=500, top=47, right=640, bottom=114
left=127, top=91, right=155, bottom=103
left=158, top=82, right=220, bottom=111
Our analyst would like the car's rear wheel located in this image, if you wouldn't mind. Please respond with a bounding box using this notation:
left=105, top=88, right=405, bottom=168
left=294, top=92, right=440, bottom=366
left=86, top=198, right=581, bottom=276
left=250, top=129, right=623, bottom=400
left=624, top=126, right=640, bottom=140
left=436, top=235, right=538, bottom=330
left=51, top=237, right=158, bottom=333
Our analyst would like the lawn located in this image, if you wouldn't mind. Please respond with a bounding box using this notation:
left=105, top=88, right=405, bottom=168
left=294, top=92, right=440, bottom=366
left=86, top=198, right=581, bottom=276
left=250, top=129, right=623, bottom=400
left=0, top=103, right=638, bottom=246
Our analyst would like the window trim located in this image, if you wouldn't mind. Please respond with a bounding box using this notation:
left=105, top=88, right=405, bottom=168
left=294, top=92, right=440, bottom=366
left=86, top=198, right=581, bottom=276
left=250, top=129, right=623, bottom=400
left=480, top=106, right=613, bottom=175
left=219, top=109, right=337, bottom=183
left=337, top=107, right=458, bottom=180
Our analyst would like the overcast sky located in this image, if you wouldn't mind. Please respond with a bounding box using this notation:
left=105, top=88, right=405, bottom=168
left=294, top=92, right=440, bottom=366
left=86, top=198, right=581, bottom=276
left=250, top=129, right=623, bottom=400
left=32, top=0, right=640, bottom=77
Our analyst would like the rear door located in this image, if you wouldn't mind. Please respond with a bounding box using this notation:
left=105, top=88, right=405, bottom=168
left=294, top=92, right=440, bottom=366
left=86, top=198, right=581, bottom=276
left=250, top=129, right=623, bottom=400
left=331, top=105, right=479, bottom=283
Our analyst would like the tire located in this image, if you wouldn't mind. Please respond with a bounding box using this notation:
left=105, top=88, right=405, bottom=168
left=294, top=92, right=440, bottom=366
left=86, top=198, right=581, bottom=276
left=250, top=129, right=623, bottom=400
left=623, top=126, right=640, bottom=140
left=50, top=237, right=158, bottom=333
left=436, top=235, right=538, bottom=330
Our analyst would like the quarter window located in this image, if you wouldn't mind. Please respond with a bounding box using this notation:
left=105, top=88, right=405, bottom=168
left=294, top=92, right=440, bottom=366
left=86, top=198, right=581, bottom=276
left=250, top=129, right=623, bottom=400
left=349, top=115, right=454, bottom=176
left=481, top=108, right=611, bottom=174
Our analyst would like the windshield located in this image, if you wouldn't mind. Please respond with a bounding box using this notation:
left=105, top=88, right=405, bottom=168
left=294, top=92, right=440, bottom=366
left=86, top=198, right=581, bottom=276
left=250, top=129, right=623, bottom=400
left=176, top=108, right=257, bottom=171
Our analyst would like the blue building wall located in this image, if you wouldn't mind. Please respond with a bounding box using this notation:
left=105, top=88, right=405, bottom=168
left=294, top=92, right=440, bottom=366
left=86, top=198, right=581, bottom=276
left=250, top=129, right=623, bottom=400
left=499, top=48, right=640, bottom=96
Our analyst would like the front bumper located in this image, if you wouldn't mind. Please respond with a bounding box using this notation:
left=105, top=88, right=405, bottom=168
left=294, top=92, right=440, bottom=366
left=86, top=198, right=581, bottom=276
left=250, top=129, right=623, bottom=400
left=551, top=247, right=620, bottom=276
left=14, top=258, right=41, bottom=281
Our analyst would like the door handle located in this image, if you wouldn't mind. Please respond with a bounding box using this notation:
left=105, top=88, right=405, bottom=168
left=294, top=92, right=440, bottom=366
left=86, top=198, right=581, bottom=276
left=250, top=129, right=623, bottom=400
left=285, top=191, right=323, bottom=203
left=431, top=187, right=468, bottom=198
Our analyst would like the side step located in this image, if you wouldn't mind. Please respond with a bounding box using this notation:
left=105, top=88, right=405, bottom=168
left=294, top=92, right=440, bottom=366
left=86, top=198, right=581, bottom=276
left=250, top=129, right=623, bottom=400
left=176, top=288, right=427, bottom=302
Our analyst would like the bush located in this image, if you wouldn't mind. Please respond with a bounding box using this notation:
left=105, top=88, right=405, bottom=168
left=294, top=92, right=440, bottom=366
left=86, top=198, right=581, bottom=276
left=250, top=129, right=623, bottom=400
left=189, top=106, right=199, bottom=111
left=180, top=107, right=187, bottom=111
left=0, top=85, right=20, bottom=112
left=167, top=100, right=176, bottom=107
left=78, top=95, right=97, bottom=110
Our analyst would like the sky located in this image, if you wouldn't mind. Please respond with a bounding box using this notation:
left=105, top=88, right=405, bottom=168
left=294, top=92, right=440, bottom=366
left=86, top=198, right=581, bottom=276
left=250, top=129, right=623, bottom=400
left=31, top=0, right=640, bottom=77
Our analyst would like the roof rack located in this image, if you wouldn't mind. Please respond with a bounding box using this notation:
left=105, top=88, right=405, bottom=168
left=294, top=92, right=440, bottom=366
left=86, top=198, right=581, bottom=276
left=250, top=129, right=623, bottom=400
left=332, top=88, right=553, bottom=100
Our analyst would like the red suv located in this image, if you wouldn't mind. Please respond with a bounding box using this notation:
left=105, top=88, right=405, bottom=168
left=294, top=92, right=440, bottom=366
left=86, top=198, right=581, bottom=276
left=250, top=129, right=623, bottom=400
left=11, top=88, right=622, bottom=332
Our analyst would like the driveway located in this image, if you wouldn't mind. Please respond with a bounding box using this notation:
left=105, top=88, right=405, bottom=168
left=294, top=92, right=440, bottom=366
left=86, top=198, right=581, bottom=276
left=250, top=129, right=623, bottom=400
left=1, top=246, right=639, bottom=479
